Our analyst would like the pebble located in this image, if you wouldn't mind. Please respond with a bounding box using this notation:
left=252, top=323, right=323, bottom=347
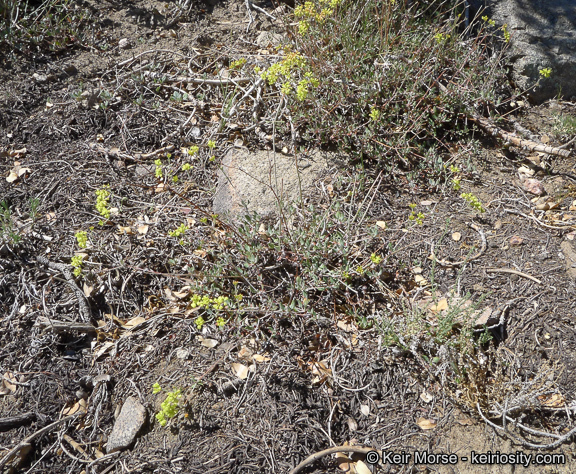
left=106, top=396, right=147, bottom=453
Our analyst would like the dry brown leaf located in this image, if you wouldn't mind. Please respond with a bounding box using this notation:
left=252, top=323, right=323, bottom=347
left=63, top=398, right=87, bottom=416
left=354, top=460, right=372, bottom=474
left=1, top=372, right=17, bottom=394
left=164, top=288, right=176, bottom=302
left=416, top=417, right=437, bottom=430
left=123, top=316, right=146, bottom=329
left=337, top=319, right=355, bottom=332
left=375, top=221, right=387, bottom=230
left=473, top=306, right=494, bottom=326
left=510, top=235, right=523, bottom=246
left=117, top=225, right=134, bottom=235
left=252, top=354, right=270, bottom=362
left=92, top=342, right=114, bottom=363
left=198, top=336, right=219, bottom=348
left=346, top=417, right=358, bottom=432
left=6, top=162, right=31, bottom=183
left=231, top=362, right=252, bottom=380
left=430, top=298, right=448, bottom=313
left=414, top=274, right=427, bottom=285
left=335, top=452, right=354, bottom=472
left=238, top=346, right=254, bottom=362
left=172, top=288, right=190, bottom=299
left=420, top=390, right=434, bottom=403
left=310, top=361, right=332, bottom=379
left=518, top=165, right=535, bottom=176
left=456, top=414, right=475, bottom=426
left=538, top=393, right=565, bottom=408
left=83, top=283, right=94, bottom=298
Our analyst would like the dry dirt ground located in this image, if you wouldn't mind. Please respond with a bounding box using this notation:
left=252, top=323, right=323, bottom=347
left=1, top=1, right=576, bottom=473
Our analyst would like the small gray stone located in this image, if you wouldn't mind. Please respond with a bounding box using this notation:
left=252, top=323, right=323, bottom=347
left=213, top=148, right=342, bottom=220
left=560, top=240, right=576, bottom=280
left=32, top=73, right=48, bottom=83
left=256, top=31, right=285, bottom=48
left=106, top=396, right=147, bottom=453
left=118, top=38, right=131, bottom=50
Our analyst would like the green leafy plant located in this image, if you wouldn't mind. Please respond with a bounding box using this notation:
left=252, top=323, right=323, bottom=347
left=154, top=159, right=163, bottom=178
left=95, top=186, right=111, bottom=220
left=376, top=286, right=493, bottom=408
left=408, top=203, right=425, bottom=225
left=0, top=0, right=96, bottom=63
left=0, top=201, right=20, bottom=244
left=184, top=196, right=387, bottom=328
left=551, top=111, right=576, bottom=139
left=154, top=386, right=182, bottom=427
left=70, top=255, right=84, bottom=277
left=539, top=67, right=552, bottom=79
left=229, top=58, right=247, bottom=70
left=190, top=294, right=229, bottom=310
left=461, top=192, right=485, bottom=213
left=75, top=231, right=88, bottom=248
left=280, top=0, right=511, bottom=186
left=29, top=197, right=40, bottom=221
left=168, top=223, right=188, bottom=238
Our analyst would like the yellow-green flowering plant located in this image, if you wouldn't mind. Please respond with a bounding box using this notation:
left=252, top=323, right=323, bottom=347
left=154, top=386, right=182, bottom=427
left=75, top=231, right=88, bottom=248
left=461, top=193, right=485, bottom=213
left=95, top=186, right=111, bottom=219
left=71, top=255, right=84, bottom=277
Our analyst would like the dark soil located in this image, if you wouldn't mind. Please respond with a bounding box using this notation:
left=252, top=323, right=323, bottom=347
left=1, top=1, right=576, bottom=473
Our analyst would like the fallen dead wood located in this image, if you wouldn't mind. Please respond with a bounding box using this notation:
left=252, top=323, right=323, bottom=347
left=34, top=317, right=96, bottom=334
left=0, top=413, right=83, bottom=471
left=0, top=413, right=36, bottom=433
left=469, top=114, right=571, bottom=158
left=434, top=80, right=571, bottom=158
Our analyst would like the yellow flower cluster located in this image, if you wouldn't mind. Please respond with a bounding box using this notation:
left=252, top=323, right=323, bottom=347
left=294, top=0, right=343, bottom=34
left=95, top=186, right=111, bottom=219
left=190, top=294, right=229, bottom=310
left=260, top=52, right=319, bottom=101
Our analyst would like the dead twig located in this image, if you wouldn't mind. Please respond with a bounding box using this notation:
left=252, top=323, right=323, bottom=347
left=470, top=114, right=571, bottom=158
left=435, top=80, right=571, bottom=158
left=485, top=268, right=542, bottom=285
left=0, top=413, right=82, bottom=470
left=0, top=413, right=36, bottom=432
left=36, top=256, right=91, bottom=323
left=477, top=403, right=576, bottom=450
left=504, top=208, right=575, bottom=230
left=34, top=317, right=96, bottom=334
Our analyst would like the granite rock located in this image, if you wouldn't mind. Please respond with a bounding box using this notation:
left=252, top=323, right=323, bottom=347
left=470, top=0, right=576, bottom=103
left=106, top=396, right=147, bottom=453
left=213, top=148, right=342, bottom=220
